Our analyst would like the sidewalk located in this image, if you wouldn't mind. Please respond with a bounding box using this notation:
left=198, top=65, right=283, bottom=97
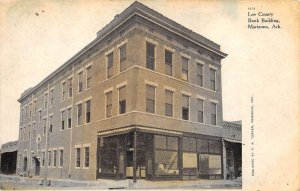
left=0, top=174, right=242, bottom=189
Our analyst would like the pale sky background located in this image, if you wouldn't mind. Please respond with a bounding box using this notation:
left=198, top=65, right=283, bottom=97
left=0, top=0, right=299, bottom=190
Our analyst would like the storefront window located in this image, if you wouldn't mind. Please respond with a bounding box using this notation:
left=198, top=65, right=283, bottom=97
left=101, top=150, right=117, bottom=174
left=155, top=150, right=179, bottom=175
left=154, top=135, right=179, bottom=176
left=183, top=153, right=197, bottom=168
left=199, top=154, right=222, bottom=175
left=154, top=135, right=166, bottom=149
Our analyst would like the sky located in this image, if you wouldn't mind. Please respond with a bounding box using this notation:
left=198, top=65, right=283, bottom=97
left=0, top=0, right=299, bottom=189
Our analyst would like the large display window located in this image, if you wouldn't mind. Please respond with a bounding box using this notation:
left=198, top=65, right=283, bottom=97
left=154, top=135, right=179, bottom=176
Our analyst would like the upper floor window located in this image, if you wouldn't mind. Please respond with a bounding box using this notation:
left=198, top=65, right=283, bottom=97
left=77, top=103, right=82, bottom=126
left=32, top=123, right=35, bottom=140
left=210, top=68, right=216, bottom=91
left=107, top=53, right=113, bottom=79
left=39, top=110, right=42, bottom=121
left=25, top=106, right=27, bottom=119
left=119, top=86, right=126, bottom=114
left=165, top=90, right=173, bottom=117
left=48, top=151, right=51, bottom=166
left=44, top=93, right=48, bottom=110
left=61, top=110, right=65, bottom=130
left=182, top=57, right=189, bottom=81
left=49, top=115, right=53, bottom=133
left=86, top=66, right=92, bottom=89
left=43, top=118, right=47, bottom=135
left=119, top=45, right=126, bottom=72
left=182, top=95, right=189, bottom=120
left=67, top=108, right=72, bottom=128
left=50, top=89, right=54, bottom=107
left=21, top=109, right=24, bottom=122
left=78, top=71, right=83, bottom=93
left=211, top=103, right=217, bottom=125
left=105, top=92, right=112, bottom=118
left=165, top=50, right=173, bottom=76
left=85, top=100, right=91, bottom=124
left=197, top=99, right=204, bottom=123
left=68, top=78, right=73, bottom=97
left=33, top=100, right=37, bottom=115
left=62, top=82, right=66, bottom=100
left=197, top=64, right=203, bottom=87
left=53, top=150, right=57, bottom=167
left=146, top=43, right=155, bottom=70
left=29, top=104, right=32, bottom=118
left=146, top=85, right=155, bottom=113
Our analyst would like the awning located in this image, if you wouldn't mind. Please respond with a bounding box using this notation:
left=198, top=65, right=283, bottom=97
left=98, top=126, right=182, bottom=136
left=223, top=138, right=242, bottom=144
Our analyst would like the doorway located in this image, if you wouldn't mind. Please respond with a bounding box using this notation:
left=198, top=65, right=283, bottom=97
left=34, top=157, right=40, bottom=176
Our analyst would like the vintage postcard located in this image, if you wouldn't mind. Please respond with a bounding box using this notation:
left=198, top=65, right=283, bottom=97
left=0, top=0, right=299, bottom=190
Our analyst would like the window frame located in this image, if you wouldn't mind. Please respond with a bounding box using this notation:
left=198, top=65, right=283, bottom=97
left=182, top=94, right=190, bottom=120
left=105, top=91, right=113, bottom=118
left=107, top=53, right=114, bottom=79
left=119, top=44, right=126, bottom=72
left=165, top=50, right=173, bottom=76
left=181, top=57, right=189, bottom=81
left=146, top=84, right=156, bottom=114
left=146, top=42, right=155, bottom=70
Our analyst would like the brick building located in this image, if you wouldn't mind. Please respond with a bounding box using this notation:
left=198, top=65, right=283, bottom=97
left=16, top=1, right=232, bottom=181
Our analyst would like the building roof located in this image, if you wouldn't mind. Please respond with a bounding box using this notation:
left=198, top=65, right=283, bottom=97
left=18, top=1, right=227, bottom=102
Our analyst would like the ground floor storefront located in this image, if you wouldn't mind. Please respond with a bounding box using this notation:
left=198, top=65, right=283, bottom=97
left=96, top=127, right=224, bottom=181
left=224, top=139, right=242, bottom=180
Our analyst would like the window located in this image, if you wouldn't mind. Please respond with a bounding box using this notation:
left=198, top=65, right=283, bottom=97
left=61, top=110, right=65, bottom=130
left=29, top=104, right=32, bottom=118
left=21, top=109, right=24, bottom=122
left=41, top=151, right=45, bottom=166
left=197, top=99, right=204, bottom=123
left=44, top=93, right=48, bottom=110
left=33, top=100, right=37, bottom=114
left=199, top=154, right=221, bottom=175
left=68, top=78, right=73, bottom=97
left=49, top=116, right=53, bottom=133
left=62, top=82, right=66, bottom=100
left=146, top=43, right=155, bottom=70
left=182, top=95, right=189, bottom=120
left=39, top=110, right=42, bottom=121
left=84, top=147, right=90, bottom=167
left=37, top=137, right=40, bottom=151
left=77, top=103, right=82, bottom=126
left=28, top=125, right=30, bottom=140
left=50, top=89, right=54, bottom=107
left=48, top=151, right=51, bottom=166
left=86, top=66, right=92, bottom=89
left=182, top=137, right=196, bottom=152
left=25, top=106, right=27, bottom=119
left=85, top=100, right=91, bottom=123
left=106, top=92, right=112, bottom=118
left=43, top=118, right=47, bottom=135
left=107, top=53, right=113, bottom=78
left=53, top=150, right=57, bottom=167
left=67, top=108, right=72, bottom=128
left=197, top=64, right=203, bottom=86
left=75, top=148, right=81, bottom=167
left=59, top=150, right=63, bottom=167
left=182, top=57, right=189, bottom=81
left=78, top=71, right=83, bottom=93
left=165, top=50, right=172, bottom=76
left=119, top=45, right=126, bottom=72
left=32, top=123, right=35, bottom=140
left=146, top=85, right=155, bottom=113
left=23, top=127, right=26, bottom=141
left=20, top=128, right=22, bottom=141
left=211, top=103, right=217, bottom=125
left=165, top=90, right=173, bottom=117
left=210, top=68, right=216, bottom=91
left=154, top=135, right=179, bottom=176
left=118, top=86, right=126, bottom=114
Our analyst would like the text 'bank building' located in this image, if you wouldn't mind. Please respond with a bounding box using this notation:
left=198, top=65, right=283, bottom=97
left=16, top=1, right=228, bottom=181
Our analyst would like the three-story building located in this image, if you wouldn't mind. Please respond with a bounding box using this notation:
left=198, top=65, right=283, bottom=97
left=17, top=1, right=228, bottom=181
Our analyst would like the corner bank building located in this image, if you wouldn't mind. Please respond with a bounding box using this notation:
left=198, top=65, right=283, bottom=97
left=16, top=2, right=231, bottom=181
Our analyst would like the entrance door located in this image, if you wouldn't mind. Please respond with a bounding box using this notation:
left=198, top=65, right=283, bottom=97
left=34, top=158, right=40, bottom=176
